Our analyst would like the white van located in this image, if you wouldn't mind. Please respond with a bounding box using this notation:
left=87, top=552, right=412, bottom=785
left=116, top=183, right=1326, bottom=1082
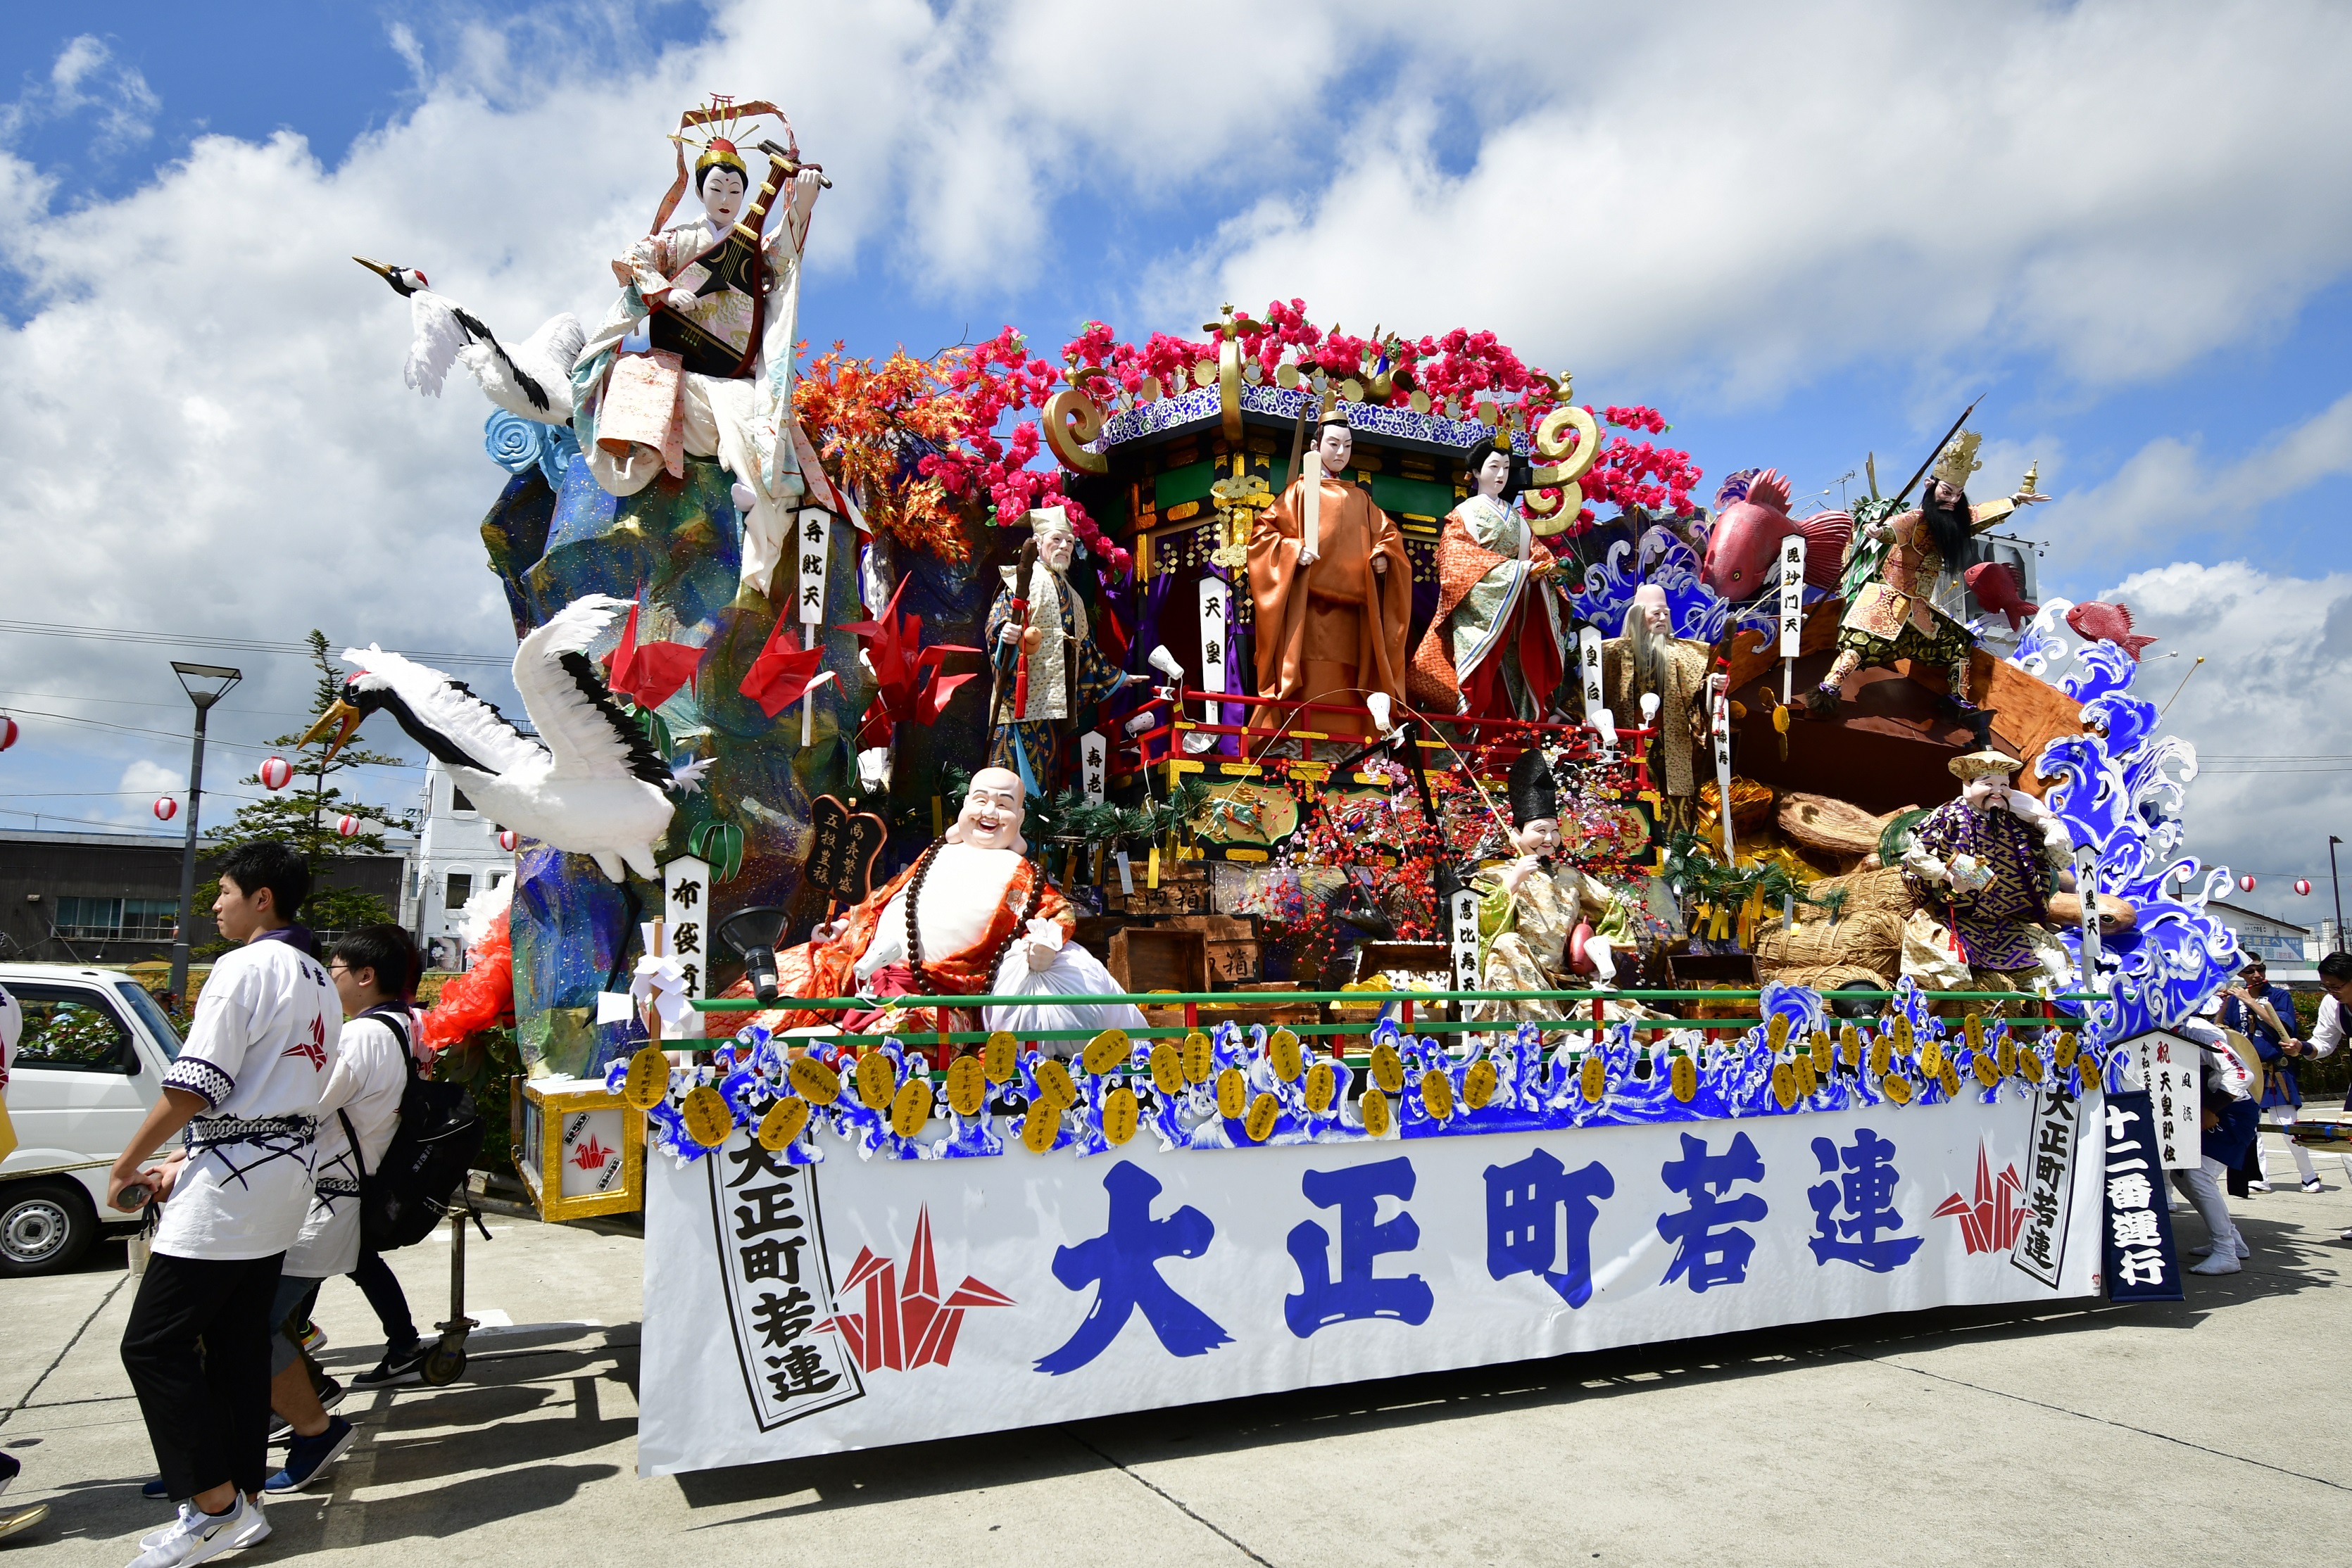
left=1, top=963, right=184, bottom=1275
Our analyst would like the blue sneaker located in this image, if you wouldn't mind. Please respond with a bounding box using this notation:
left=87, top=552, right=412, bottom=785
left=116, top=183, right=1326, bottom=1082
left=142, top=1478, right=173, bottom=1500
left=263, top=1416, right=356, bottom=1493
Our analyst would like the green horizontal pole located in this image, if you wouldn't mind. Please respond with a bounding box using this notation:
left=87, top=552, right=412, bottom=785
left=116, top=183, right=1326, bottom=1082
left=695, top=987, right=2103, bottom=1012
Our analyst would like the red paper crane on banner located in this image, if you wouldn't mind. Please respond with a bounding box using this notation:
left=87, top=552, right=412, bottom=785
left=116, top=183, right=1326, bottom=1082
left=815, top=1206, right=1013, bottom=1372
left=834, top=578, right=981, bottom=747
left=601, top=599, right=704, bottom=709
left=1933, top=1141, right=2027, bottom=1256
left=738, top=612, right=828, bottom=718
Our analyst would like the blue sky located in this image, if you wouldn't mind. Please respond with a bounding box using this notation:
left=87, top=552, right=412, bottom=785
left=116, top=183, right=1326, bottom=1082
left=3, top=1, right=2348, bottom=901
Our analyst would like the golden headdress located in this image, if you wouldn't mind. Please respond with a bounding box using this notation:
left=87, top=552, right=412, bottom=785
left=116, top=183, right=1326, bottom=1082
left=1930, top=429, right=1984, bottom=491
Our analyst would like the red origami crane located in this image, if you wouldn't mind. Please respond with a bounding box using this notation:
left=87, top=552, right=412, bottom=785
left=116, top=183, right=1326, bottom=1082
left=737, top=612, right=828, bottom=718
left=601, top=599, right=704, bottom=709
left=834, top=578, right=981, bottom=747
left=815, top=1206, right=1013, bottom=1372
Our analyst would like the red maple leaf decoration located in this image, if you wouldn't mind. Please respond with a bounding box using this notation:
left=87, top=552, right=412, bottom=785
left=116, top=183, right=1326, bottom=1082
left=834, top=578, right=981, bottom=747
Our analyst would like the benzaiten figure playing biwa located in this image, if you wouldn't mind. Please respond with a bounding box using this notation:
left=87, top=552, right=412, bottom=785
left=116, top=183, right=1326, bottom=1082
left=1409, top=436, right=1568, bottom=721
left=1811, top=429, right=2049, bottom=728
left=1248, top=406, right=1411, bottom=744
left=570, top=96, right=828, bottom=601
left=986, top=507, right=1151, bottom=796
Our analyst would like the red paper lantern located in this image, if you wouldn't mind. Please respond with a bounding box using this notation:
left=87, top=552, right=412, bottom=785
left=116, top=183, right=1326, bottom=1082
left=2238, top=874, right=2256, bottom=892
left=0, top=714, right=17, bottom=751
left=258, top=755, right=292, bottom=790
left=153, top=796, right=178, bottom=821
left=2295, top=878, right=2313, bottom=896
left=498, top=829, right=518, bottom=852
left=336, top=814, right=360, bottom=838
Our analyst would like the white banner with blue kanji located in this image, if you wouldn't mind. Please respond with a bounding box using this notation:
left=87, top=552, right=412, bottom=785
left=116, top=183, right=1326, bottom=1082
left=638, top=1098, right=2102, bottom=1475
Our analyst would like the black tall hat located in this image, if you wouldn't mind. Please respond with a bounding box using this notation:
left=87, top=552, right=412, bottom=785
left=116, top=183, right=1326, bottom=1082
left=1508, top=747, right=1559, bottom=828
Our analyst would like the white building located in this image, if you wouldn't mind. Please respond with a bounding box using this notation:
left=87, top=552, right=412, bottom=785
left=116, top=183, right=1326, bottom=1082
left=2206, top=897, right=2319, bottom=983
left=408, top=757, right=516, bottom=970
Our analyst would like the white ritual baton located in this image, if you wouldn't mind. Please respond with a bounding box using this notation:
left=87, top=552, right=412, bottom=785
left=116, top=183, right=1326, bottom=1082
left=1299, top=448, right=1322, bottom=559
left=637, top=1096, right=2102, bottom=1476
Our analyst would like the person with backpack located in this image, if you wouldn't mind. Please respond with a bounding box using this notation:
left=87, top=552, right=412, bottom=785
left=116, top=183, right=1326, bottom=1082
left=258, top=925, right=422, bottom=1493
left=111, top=842, right=339, bottom=1565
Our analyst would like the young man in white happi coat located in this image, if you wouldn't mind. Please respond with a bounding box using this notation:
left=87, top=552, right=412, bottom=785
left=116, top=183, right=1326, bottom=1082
left=110, top=842, right=340, bottom=1566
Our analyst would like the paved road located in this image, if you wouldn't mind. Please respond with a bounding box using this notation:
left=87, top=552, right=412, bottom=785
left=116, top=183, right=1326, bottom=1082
left=6, top=1133, right=2348, bottom=1567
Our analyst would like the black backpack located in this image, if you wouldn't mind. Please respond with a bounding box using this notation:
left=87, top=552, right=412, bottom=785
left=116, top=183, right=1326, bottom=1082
left=337, top=1005, right=484, bottom=1251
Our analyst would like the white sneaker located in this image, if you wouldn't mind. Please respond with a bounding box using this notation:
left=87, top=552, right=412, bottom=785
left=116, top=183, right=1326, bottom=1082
left=137, top=1502, right=269, bottom=1553
left=2247, top=1180, right=2272, bottom=1194
left=2189, top=1250, right=2242, bottom=1275
left=128, top=1492, right=267, bottom=1566
left=2301, top=1177, right=2325, bottom=1194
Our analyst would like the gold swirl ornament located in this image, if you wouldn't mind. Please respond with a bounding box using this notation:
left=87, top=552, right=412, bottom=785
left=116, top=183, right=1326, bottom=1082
left=1034, top=1057, right=1078, bottom=1113
left=1881, top=1072, right=1915, bottom=1105
left=2054, top=1031, right=2080, bottom=1070
left=890, top=1078, right=931, bottom=1139
left=1102, top=1085, right=1140, bottom=1146
left=1216, top=1066, right=1248, bottom=1120
left=1083, top=1027, right=1132, bottom=1076
left=983, top=1030, right=1018, bottom=1084
left=1041, top=386, right=1109, bottom=475
left=1305, top=1060, right=1337, bottom=1115
left=1580, top=1052, right=1607, bottom=1104
left=789, top=1054, right=842, bottom=1106
left=1020, top=1105, right=1060, bottom=1153
left=1670, top=1052, right=1697, bottom=1102
left=946, top=1056, right=988, bottom=1118
left=681, top=1084, right=733, bottom=1149
left=1370, top=1039, right=1405, bottom=1095
left=1421, top=1068, right=1455, bottom=1121
left=1464, top=1058, right=1498, bottom=1110
left=1523, top=404, right=1602, bottom=534
left=1181, top=1030, right=1214, bottom=1085
left=1245, top=1092, right=1281, bottom=1143
left=1269, top=1028, right=1304, bottom=1083
left=855, top=1050, right=897, bottom=1111
left=1150, top=1042, right=1184, bottom=1096
left=622, top=1043, right=671, bottom=1111
left=1360, top=1087, right=1392, bottom=1138
left=1838, top=1023, right=1861, bottom=1070
left=757, top=1095, right=809, bottom=1151
left=1771, top=1062, right=1799, bottom=1110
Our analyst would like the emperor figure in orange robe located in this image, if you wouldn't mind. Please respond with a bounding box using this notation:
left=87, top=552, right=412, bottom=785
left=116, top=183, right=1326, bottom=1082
left=1247, top=409, right=1411, bottom=741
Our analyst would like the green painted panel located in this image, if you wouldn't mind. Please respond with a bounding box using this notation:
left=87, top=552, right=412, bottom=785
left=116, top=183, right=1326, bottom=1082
left=1371, top=472, right=1456, bottom=521
left=1155, top=460, right=1216, bottom=510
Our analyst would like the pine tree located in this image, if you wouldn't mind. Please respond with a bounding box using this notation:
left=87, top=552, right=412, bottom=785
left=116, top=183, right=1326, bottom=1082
left=197, top=631, right=416, bottom=952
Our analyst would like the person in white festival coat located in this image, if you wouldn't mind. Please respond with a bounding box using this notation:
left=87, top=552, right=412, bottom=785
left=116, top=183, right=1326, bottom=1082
left=110, top=843, right=341, bottom=1567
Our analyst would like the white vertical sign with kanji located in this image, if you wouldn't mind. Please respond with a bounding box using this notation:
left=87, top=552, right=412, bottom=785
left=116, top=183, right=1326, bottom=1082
left=1449, top=887, right=1482, bottom=992
left=1197, top=578, right=1230, bottom=728
left=1080, top=731, right=1107, bottom=803
left=795, top=507, right=832, bottom=627
left=1710, top=682, right=1735, bottom=859
left=662, top=854, right=710, bottom=1040
left=1578, top=625, right=1605, bottom=714
left=2141, top=1030, right=2201, bottom=1170
left=1778, top=537, right=1806, bottom=657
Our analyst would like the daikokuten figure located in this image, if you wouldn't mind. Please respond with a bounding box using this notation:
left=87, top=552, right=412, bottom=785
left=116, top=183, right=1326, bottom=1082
left=1248, top=408, right=1411, bottom=742
left=1409, top=436, right=1568, bottom=721
left=1901, top=749, right=2075, bottom=1008
left=571, top=100, right=827, bottom=600
left=986, top=507, right=1151, bottom=796
left=1813, top=431, right=2048, bottom=723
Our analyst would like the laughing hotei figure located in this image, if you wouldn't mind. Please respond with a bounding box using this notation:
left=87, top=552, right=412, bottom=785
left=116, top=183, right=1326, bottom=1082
left=1900, top=749, right=2077, bottom=1011
left=1465, top=750, right=1641, bottom=1035
left=1408, top=436, right=1567, bottom=722
left=986, top=506, right=1152, bottom=797
left=765, top=769, right=1119, bottom=1058
left=570, top=99, right=827, bottom=600
left=1813, top=429, right=2049, bottom=726
left=1247, top=406, right=1411, bottom=742
left=1599, top=583, right=1712, bottom=827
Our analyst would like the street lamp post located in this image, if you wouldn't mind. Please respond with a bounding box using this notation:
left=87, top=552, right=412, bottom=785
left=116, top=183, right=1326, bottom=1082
left=168, top=662, right=242, bottom=1003
left=2332, top=835, right=2346, bottom=956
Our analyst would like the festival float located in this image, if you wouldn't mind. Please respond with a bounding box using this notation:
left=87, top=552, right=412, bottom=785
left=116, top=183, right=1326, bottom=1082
left=337, top=98, right=2244, bottom=1476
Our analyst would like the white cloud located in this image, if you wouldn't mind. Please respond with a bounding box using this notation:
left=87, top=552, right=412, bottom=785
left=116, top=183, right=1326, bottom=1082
left=4, top=35, right=161, bottom=158
left=2096, top=560, right=2352, bottom=897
